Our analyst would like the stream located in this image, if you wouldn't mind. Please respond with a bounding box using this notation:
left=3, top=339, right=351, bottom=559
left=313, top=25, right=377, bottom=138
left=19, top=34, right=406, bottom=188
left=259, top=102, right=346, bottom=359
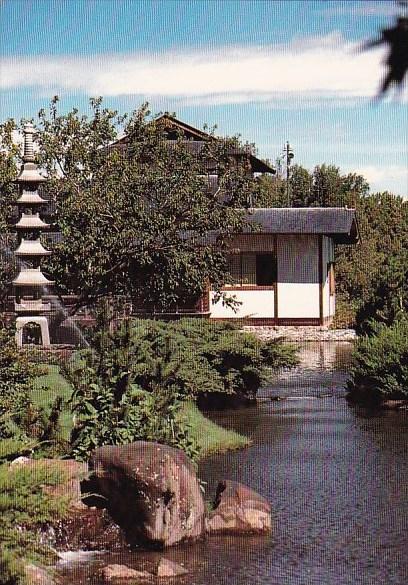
left=58, top=342, right=408, bottom=585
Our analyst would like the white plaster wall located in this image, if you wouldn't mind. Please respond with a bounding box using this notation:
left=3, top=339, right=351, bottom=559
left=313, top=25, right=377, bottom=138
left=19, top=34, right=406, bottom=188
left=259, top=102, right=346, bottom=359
left=276, top=235, right=320, bottom=318
left=210, top=290, right=275, bottom=318
left=277, top=283, right=320, bottom=318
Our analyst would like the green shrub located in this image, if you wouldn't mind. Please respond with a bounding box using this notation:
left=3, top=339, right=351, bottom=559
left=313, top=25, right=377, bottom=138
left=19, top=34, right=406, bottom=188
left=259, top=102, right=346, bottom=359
left=0, top=460, right=70, bottom=585
left=0, top=328, right=68, bottom=459
left=66, top=320, right=199, bottom=461
left=108, top=318, right=297, bottom=398
left=347, top=318, right=408, bottom=404
left=66, top=318, right=297, bottom=460
left=0, top=327, right=38, bottom=440
left=69, top=375, right=197, bottom=461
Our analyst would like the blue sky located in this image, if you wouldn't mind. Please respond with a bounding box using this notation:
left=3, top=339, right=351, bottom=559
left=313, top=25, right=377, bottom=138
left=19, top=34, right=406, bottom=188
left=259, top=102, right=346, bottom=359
left=1, top=0, right=407, bottom=195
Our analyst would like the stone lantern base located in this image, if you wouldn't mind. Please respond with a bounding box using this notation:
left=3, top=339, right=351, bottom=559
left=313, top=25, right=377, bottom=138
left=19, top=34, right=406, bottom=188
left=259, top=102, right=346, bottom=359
left=16, top=316, right=51, bottom=347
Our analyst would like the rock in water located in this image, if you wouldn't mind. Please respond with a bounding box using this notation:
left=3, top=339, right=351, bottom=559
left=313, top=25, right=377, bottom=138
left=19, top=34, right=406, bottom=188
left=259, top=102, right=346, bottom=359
left=206, top=480, right=271, bottom=534
left=100, top=564, right=152, bottom=582
left=155, top=558, right=188, bottom=577
left=24, top=564, right=59, bottom=585
left=87, top=442, right=206, bottom=547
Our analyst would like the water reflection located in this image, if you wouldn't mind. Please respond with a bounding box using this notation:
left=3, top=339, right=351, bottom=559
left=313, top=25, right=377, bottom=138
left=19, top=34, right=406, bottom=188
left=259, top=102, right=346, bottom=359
left=259, top=341, right=353, bottom=399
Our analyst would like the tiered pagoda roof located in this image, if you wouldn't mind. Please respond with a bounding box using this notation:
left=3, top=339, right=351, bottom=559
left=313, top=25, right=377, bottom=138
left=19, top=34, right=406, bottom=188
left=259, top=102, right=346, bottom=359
left=13, top=123, right=54, bottom=328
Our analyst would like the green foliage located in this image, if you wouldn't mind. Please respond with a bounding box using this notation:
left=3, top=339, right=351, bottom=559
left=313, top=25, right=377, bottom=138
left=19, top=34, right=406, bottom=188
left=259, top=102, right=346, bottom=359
left=0, top=327, right=38, bottom=440
left=80, top=316, right=298, bottom=399
left=336, top=192, right=408, bottom=331
left=347, top=318, right=408, bottom=404
left=25, top=97, right=256, bottom=312
left=66, top=317, right=297, bottom=460
left=0, top=328, right=68, bottom=459
left=255, top=163, right=369, bottom=209
left=66, top=319, right=198, bottom=461
left=69, top=372, right=197, bottom=462
left=0, top=120, right=19, bottom=307
left=0, top=461, right=69, bottom=585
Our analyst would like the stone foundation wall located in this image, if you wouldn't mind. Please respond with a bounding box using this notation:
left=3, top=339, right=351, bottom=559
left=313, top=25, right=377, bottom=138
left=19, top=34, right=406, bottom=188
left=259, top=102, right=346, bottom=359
left=242, top=326, right=357, bottom=342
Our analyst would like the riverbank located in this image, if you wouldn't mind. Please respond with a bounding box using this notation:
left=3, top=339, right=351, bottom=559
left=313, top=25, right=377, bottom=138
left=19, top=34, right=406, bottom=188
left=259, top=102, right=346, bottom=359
left=31, top=364, right=251, bottom=459
left=182, top=402, right=251, bottom=458
left=243, top=326, right=357, bottom=342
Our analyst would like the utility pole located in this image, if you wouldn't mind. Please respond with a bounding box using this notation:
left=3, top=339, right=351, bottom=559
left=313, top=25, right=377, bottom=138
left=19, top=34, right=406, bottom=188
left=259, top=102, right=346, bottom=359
left=283, top=141, right=294, bottom=206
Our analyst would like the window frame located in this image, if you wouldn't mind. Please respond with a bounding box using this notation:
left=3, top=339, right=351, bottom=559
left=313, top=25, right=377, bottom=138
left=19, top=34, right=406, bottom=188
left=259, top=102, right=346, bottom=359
left=224, top=252, right=276, bottom=290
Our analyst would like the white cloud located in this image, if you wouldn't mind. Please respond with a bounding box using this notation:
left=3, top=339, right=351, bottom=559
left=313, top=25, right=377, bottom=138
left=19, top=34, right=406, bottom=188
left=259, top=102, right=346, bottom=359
left=1, top=33, right=405, bottom=105
left=320, top=2, right=399, bottom=18
left=354, top=165, right=408, bottom=196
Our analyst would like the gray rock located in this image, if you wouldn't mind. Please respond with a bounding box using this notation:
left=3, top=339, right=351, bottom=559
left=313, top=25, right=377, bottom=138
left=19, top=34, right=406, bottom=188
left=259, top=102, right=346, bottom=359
left=24, top=564, right=59, bottom=585
left=87, top=442, right=206, bottom=548
left=100, top=564, right=152, bottom=582
left=206, top=480, right=271, bottom=535
left=155, top=558, right=188, bottom=577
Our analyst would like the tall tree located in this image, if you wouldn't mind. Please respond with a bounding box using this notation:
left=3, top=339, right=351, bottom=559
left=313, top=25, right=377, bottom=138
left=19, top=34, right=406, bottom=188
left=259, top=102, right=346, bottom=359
left=34, top=98, right=257, bottom=312
left=0, top=120, right=18, bottom=310
left=255, top=163, right=369, bottom=208
left=335, top=191, right=408, bottom=331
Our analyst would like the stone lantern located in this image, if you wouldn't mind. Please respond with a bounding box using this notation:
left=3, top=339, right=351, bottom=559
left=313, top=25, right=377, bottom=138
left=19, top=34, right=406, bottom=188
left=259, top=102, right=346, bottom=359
left=13, top=123, right=54, bottom=347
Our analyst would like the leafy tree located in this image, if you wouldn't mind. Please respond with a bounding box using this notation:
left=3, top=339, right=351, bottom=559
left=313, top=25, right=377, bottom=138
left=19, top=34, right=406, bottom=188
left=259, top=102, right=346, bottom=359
left=335, top=192, right=408, bottom=331
left=255, top=163, right=369, bottom=209
left=0, top=120, right=18, bottom=308
left=290, top=165, right=314, bottom=207
left=255, top=173, right=284, bottom=208
left=29, top=97, right=257, bottom=313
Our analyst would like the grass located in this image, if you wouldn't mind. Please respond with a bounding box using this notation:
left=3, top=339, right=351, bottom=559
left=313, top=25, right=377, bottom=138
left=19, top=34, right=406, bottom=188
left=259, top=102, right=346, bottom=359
left=182, top=401, right=251, bottom=459
left=29, top=365, right=250, bottom=460
left=31, top=364, right=74, bottom=441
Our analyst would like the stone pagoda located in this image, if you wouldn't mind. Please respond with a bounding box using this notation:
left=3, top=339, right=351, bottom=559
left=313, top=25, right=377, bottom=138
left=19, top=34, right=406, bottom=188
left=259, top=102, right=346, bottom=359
left=13, top=123, right=54, bottom=347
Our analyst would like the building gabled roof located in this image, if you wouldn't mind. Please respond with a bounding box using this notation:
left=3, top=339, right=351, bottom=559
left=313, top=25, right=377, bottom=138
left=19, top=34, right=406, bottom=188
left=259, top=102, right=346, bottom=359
left=245, top=207, right=359, bottom=244
left=111, top=114, right=275, bottom=174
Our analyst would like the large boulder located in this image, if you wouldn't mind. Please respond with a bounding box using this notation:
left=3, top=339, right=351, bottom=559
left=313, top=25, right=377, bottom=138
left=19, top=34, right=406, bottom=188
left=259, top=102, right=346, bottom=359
left=206, top=480, right=271, bottom=535
left=86, top=442, right=206, bottom=548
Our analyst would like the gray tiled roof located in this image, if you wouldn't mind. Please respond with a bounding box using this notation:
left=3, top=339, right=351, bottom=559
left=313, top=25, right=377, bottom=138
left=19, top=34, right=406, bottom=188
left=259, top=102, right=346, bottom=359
left=244, top=207, right=359, bottom=243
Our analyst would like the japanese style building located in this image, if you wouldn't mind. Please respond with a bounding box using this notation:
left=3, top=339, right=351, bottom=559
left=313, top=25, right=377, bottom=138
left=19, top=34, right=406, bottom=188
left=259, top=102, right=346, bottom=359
left=115, top=116, right=359, bottom=327
left=208, top=207, right=358, bottom=326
